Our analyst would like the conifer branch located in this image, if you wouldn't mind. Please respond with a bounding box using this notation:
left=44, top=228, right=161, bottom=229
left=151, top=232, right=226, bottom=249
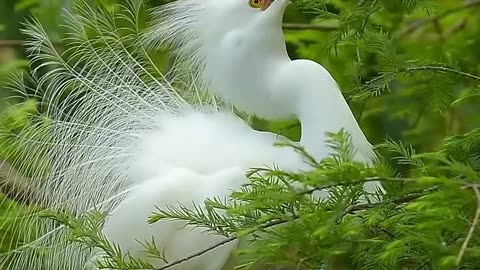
left=401, top=0, right=480, bottom=36
left=154, top=218, right=293, bottom=270
left=456, top=184, right=480, bottom=266
left=282, top=23, right=338, bottom=31
left=155, top=186, right=437, bottom=269
left=339, top=186, right=439, bottom=220
left=406, top=66, right=480, bottom=82
left=363, top=65, right=480, bottom=95
left=298, top=177, right=415, bottom=196
left=154, top=236, right=236, bottom=270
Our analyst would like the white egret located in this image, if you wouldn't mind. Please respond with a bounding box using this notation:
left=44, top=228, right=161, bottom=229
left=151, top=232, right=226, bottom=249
left=0, top=0, right=377, bottom=269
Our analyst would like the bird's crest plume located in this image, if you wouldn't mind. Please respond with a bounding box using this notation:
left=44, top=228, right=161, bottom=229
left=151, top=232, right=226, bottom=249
left=144, top=0, right=216, bottom=96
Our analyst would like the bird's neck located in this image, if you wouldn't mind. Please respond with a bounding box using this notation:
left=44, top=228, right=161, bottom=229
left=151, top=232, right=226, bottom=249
left=296, top=86, right=371, bottom=161
left=252, top=25, right=288, bottom=57
left=203, top=26, right=292, bottom=119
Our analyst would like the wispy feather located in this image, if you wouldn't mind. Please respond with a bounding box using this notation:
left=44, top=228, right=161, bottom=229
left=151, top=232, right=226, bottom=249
left=0, top=0, right=218, bottom=268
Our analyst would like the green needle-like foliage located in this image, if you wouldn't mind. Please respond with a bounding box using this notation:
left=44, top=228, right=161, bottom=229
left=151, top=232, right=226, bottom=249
left=45, top=129, right=480, bottom=269
left=1, top=0, right=480, bottom=269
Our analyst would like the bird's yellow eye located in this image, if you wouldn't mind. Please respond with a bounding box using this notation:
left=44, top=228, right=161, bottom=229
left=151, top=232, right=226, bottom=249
left=249, top=0, right=263, bottom=9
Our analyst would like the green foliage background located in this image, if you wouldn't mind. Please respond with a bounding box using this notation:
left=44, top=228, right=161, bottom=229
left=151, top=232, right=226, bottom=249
left=0, top=0, right=479, bottom=269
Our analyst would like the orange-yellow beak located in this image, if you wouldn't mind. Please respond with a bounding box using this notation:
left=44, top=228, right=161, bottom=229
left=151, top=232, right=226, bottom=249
left=261, top=0, right=274, bottom=11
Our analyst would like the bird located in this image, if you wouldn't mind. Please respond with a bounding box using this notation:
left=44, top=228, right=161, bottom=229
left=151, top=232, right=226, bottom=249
left=0, top=0, right=378, bottom=269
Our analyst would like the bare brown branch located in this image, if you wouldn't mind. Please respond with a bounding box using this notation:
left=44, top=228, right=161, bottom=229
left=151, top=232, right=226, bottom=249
left=0, top=40, right=25, bottom=48
left=0, top=160, right=37, bottom=205
left=0, top=40, right=62, bottom=48
left=0, top=23, right=336, bottom=49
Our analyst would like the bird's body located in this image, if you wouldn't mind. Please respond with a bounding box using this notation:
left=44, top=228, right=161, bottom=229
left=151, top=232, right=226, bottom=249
left=0, top=0, right=377, bottom=269
left=97, top=0, right=375, bottom=267
left=94, top=111, right=308, bottom=269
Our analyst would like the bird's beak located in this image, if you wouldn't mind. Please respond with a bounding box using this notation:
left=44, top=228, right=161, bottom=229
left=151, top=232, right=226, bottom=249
left=261, top=0, right=275, bottom=11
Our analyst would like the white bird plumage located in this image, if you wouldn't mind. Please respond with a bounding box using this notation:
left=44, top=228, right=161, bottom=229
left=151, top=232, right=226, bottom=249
left=0, top=0, right=377, bottom=269
left=146, top=0, right=373, bottom=161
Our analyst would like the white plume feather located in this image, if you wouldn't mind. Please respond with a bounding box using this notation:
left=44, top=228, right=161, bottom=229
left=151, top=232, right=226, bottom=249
left=144, top=0, right=207, bottom=89
left=0, top=1, right=230, bottom=268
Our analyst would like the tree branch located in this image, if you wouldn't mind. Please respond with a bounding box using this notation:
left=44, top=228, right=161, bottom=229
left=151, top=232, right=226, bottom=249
left=405, top=66, right=480, bottom=82
left=363, top=65, right=480, bottom=94
left=154, top=185, right=437, bottom=269
left=456, top=184, right=480, bottom=266
left=282, top=23, right=338, bottom=31
left=339, top=185, right=439, bottom=220
left=401, top=0, right=480, bottom=36
left=297, top=177, right=416, bottom=197
left=0, top=160, right=37, bottom=205
left=0, top=40, right=25, bottom=48
left=154, top=236, right=236, bottom=270
left=0, top=23, right=335, bottom=49
left=154, top=217, right=293, bottom=270
left=0, top=40, right=62, bottom=48
left=0, top=23, right=334, bottom=49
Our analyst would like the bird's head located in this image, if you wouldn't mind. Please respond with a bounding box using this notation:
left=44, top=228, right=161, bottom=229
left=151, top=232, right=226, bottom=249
left=200, top=0, right=288, bottom=30
left=146, top=0, right=289, bottom=49
left=145, top=0, right=289, bottom=88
